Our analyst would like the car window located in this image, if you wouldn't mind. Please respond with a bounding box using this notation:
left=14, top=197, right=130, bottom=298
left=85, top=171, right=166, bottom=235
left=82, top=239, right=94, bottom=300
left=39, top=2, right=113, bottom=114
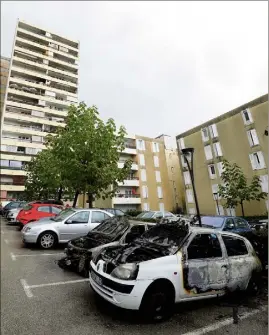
left=155, top=211, right=163, bottom=218
left=164, top=212, right=174, bottom=218
left=234, top=218, right=249, bottom=229
left=187, top=233, right=222, bottom=260
left=37, top=206, right=51, bottom=213
left=91, top=211, right=110, bottom=223
left=201, top=216, right=225, bottom=228
left=70, top=211, right=90, bottom=224
left=130, top=225, right=146, bottom=235
left=103, top=208, right=114, bottom=215
left=224, top=218, right=235, bottom=230
left=115, top=209, right=124, bottom=216
left=222, top=235, right=248, bottom=257
left=51, top=206, right=62, bottom=214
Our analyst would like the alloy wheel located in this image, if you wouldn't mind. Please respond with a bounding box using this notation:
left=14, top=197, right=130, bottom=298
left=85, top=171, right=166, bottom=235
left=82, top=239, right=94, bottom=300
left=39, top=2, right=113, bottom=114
left=40, top=234, right=54, bottom=249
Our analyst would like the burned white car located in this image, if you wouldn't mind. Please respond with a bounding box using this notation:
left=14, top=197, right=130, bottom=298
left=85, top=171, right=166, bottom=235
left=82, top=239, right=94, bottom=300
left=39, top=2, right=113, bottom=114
left=58, top=216, right=155, bottom=277
left=89, top=223, right=262, bottom=321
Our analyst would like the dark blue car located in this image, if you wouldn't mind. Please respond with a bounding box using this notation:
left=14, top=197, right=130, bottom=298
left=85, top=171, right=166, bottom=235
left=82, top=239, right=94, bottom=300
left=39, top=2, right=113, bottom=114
left=200, top=215, right=252, bottom=234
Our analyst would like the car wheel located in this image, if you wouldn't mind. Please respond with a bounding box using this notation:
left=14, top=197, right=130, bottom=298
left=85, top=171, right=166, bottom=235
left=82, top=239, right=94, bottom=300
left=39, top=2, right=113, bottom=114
left=140, top=281, right=175, bottom=322
left=38, top=231, right=57, bottom=249
left=247, top=272, right=262, bottom=296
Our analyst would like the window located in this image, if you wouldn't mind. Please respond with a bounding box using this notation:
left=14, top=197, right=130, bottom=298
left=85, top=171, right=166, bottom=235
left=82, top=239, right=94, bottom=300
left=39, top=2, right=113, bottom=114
left=204, top=145, right=213, bottom=160
left=249, top=151, right=266, bottom=170
left=139, top=154, right=145, bottom=166
left=260, top=175, right=268, bottom=193
left=183, top=171, right=191, bottom=185
left=186, top=189, right=194, bottom=203
left=69, top=211, right=90, bottom=223
left=201, top=216, right=225, bottom=228
left=10, top=161, right=22, bottom=169
left=155, top=171, right=161, bottom=182
left=241, top=109, right=253, bottom=125
left=213, top=142, right=223, bottom=157
left=141, top=169, right=147, bottom=182
left=143, top=203, right=149, bottom=211
left=234, top=218, right=249, bottom=229
left=181, top=155, right=187, bottom=167
left=247, top=129, right=259, bottom=147
left=178, top=138, right=185, bottom=150
left=115, top=210, right=125, bottom=216
left=164, top=211, right=174, bottom=218
left=51, top=206, right=62, bottom=214
left=189, top=207, right=196, bottom=215
left=159, top=203, right=164, bottom=212
left=171, top=167, right=174, bottom=173
left=0, top=160, right=9, bottom=167
left=211, top=184, right=219, bottom=194
left=208, top=164, right=216, bottom=179
left=188, top=233, right=222, bottom=260
left=157, top=186, right=163, bottom=199
left=91, top=211, right=109, bottom=223
left=142, top=185, right=148, bottom=198
left=153, top=156, right=159, bottom=167
left=209, top=124, right=218, bottom=138
left=222, top=236, right=248, bottom=257
left=37, top=206, right=50, bottom=213
left=226, top=207, right=236, bottom=216
left=136, top=139, right=145, bottom=151
left=201, top=127, right=209, bottom=142
left=217, top=162, right=224, bottom=176
left=152, top=142, right=159, bottom=153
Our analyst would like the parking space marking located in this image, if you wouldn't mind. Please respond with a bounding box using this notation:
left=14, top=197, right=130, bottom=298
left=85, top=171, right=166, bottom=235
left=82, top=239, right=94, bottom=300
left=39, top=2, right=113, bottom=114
left=20, top=278, right=89, bottom=298
left=182, top=305, right=268, bottom=335
left=10, top=252, right=64, bottom=260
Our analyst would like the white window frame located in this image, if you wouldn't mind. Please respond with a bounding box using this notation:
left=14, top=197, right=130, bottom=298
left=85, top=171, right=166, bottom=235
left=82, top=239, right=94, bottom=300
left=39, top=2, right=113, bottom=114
left=260, top=175, right=268, bottom=193
left=183, top=171, right=191, bottom=185
left=186, top=189, right=194, bottom=203
left=213, top=142, right=223, bottom=157
left=152, top=142, right=160, bottom=153
left=139, top=154, right=145, bottom=166
left=136, top=139, right=145, bottom=151
left=153, top=155, right=159, bottom=168
left=249, top=151, right=266, bottom=170
left=155, top=170, right=161, bottom=182
left=247, top=129, right=259, bottom=147
left=157, top=186, right=163, bottom=199
left=212, top=184, right=219, bottom=194
left=201, top=127, right=209, bottom=142
left=178, top=138, right=185, bottom=150
left=209, top=124, right=218, bottom=138
left=204, top=145, right=213, bottom=160
left=143, top=203, right=149, bottom=211
left=181, top=155, right=187, bottom=167
left=208, top=164, right=216, bottom=179
left=189, top=207, right=196, bottom=215
left=142, top=185, right=148, bottom=198
left=159, top=203, right=164, bottom=212
left=141, top=169, right=147, bottom=182
left=217, top=162, right=224, bottom=177
left=241, top=108, right=253, bottom=125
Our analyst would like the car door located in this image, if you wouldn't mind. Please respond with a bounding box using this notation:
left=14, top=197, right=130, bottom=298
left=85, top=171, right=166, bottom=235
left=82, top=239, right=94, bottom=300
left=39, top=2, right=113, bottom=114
left=90, top=211, right=111, bottom=230
left=221, top=234, right=251, bottom=290
left=36, top=206, right=52, bottom=220
left=180, top=232, right=228, bottom=299
left=59, top=211, right=91, bottom=241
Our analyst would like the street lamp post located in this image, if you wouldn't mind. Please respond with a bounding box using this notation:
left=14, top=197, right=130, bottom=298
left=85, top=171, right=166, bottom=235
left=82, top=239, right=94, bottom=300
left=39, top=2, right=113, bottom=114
left=213, top=192, right=220, bottom=215
left=181, top=148, right=202, bottom=227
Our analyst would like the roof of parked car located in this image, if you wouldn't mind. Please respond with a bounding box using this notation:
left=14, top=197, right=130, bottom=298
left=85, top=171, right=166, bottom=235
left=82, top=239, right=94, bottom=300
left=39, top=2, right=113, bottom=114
left=188, top=225, right=247, bottom=237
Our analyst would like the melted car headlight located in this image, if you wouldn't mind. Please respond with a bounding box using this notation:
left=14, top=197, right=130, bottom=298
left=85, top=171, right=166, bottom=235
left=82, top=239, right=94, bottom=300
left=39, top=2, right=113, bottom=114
left=111, top=263, right=139, bottom=280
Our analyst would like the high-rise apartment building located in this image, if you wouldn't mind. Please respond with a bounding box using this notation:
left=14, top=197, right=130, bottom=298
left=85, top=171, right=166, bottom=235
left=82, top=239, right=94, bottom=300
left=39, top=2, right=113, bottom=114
left=1, top=56, right=10, bottom=119
left=80, top=134, right=184, bottom=212
left=0, top=20, right=79, bottom=200
left=176, top=94, right=268, bottom=217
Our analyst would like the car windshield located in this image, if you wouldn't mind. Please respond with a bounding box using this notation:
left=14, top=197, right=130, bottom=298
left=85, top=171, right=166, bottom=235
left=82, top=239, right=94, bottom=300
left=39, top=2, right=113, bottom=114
left=136, top=212, right=147, bottom=218
left=201, top=216, right=225, bottom=228
left=141, top=211, right=155, bottom=219
left=52, top=208, right=75, bottom=222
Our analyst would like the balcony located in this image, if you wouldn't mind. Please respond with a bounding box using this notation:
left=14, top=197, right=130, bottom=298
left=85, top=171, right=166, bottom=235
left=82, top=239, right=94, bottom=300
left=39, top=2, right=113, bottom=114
left=121, top=144, right=137, bottom=155
left=118, top=178, right=140, bottom=187
left=3, top=124, right=48, bottom=137
left=113, top=194, right=141, bottom=205
left=117, top=162, right=138, bottom=170
left=0, top=169, right=26, bottom=176
left=0, top=184, right=25, bottom=191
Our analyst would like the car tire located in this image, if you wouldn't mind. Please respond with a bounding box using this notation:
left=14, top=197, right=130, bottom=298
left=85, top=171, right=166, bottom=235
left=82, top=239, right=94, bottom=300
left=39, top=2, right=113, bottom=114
left=38, top=231, right=58, bottom=249
left=139, top=281, right=175, bottom=322
left=247, top=272, right=262, bottom=296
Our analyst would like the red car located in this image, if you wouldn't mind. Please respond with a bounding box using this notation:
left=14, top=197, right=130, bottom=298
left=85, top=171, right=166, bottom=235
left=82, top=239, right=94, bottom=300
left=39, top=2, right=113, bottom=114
left=17, top=202, right=63, bottom=229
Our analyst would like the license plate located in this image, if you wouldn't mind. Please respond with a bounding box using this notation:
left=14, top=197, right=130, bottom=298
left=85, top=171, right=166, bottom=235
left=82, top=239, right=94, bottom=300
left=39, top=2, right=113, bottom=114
left=91, top=271, right=102, bottom=286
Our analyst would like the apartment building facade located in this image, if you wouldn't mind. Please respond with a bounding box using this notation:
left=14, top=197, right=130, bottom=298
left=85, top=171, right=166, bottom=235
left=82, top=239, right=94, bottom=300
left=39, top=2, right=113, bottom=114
left=0, top=20, right=79, bottom=200
left=82, top=134, right=184, bottom=212
left=176, top=94, right=268, bottom=217
left=1, top=56, right=10, bottom=120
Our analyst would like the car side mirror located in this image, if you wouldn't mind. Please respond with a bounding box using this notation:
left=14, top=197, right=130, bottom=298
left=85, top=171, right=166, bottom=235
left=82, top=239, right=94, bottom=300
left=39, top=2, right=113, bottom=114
left=65, top=219, right=72, bottom=224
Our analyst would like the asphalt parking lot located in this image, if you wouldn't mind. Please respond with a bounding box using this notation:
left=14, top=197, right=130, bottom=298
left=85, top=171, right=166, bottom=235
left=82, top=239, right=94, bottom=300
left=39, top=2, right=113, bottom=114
left=1, top=217, right=268, bottom=335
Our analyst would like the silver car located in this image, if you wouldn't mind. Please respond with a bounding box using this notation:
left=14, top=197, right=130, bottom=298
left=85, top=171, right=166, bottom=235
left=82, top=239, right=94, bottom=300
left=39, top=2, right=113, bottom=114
left=21, top=208, right=113, bottom=249
left=138, top=210, right=179, bottom=222
left=6, top=207, right=22, bottom=223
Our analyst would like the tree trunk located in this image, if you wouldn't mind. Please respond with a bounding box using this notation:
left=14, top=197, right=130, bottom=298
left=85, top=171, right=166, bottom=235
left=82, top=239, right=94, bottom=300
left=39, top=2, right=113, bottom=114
left=58, top=185, right=63, bottom=201
left=72, top=190, right=79, bottom=208
left=88, top=193, right=93, bottom=208
left=240, top=201, right=245, bottom=217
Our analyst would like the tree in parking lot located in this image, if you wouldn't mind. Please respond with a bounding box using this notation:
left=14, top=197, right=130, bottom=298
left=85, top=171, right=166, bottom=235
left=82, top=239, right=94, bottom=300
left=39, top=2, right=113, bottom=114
left=218, top=159, right=267, bottom=217
left=46, top=102, right=132, bottom=207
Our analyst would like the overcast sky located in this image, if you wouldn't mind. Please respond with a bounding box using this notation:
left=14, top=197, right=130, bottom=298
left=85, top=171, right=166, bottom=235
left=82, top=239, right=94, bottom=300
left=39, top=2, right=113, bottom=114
left=1, top=1, right=268, bottom=138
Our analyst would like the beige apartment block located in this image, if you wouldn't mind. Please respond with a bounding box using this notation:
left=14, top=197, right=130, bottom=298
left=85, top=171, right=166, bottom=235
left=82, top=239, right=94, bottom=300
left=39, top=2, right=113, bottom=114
left=79, top=134, right=184, bottom=213
left=0, top=19, right=79, bottom=200
left=1, top=56, right=10, bottom=120
left=176, top=94, right=268, bottom=217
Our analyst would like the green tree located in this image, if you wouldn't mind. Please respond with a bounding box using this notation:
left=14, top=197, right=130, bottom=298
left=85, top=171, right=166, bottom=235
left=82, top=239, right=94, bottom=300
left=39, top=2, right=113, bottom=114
left=46, top=102, right=132, bottom=207
left=218, top=159, right=267, bottom=217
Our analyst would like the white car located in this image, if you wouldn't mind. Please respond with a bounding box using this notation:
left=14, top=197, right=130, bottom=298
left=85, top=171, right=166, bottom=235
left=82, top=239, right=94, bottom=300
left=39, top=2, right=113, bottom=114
left=89, top=223, right=262, bottom=321
left=21, top=208, right=113, bottom=249
left=6, top=207, right=22, bottom=223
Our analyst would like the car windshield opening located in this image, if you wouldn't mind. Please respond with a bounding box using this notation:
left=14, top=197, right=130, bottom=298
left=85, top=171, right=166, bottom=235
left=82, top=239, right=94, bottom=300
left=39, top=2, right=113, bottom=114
left=141, top=211, right=155, bottom=219
left=52, top=208, right=75, bottom=222
left=201, top=216, right=225, bottom=228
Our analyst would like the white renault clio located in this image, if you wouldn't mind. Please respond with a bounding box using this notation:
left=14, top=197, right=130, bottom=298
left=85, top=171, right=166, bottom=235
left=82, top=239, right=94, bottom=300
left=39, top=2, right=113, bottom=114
left=89, top=223, right=262, bottom=321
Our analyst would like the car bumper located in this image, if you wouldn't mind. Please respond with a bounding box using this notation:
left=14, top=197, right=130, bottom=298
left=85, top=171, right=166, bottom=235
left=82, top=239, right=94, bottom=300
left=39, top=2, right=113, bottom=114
left=21, top=232, right=39, bottom=244
left=89, top=263, right=153, bottom=310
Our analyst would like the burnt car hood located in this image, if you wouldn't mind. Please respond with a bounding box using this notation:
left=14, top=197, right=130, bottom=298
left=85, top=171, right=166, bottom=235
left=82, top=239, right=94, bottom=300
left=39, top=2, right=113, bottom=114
left=97, top=222, right=189, bottom=265
left=69, top=216, right=130, bottom=250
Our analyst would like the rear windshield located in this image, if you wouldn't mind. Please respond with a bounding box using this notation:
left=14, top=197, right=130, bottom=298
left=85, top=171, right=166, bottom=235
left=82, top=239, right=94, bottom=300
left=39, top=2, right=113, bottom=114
left=23, top=204, right=33, bottom=211
left=201, top=216, right=225, bottom=228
